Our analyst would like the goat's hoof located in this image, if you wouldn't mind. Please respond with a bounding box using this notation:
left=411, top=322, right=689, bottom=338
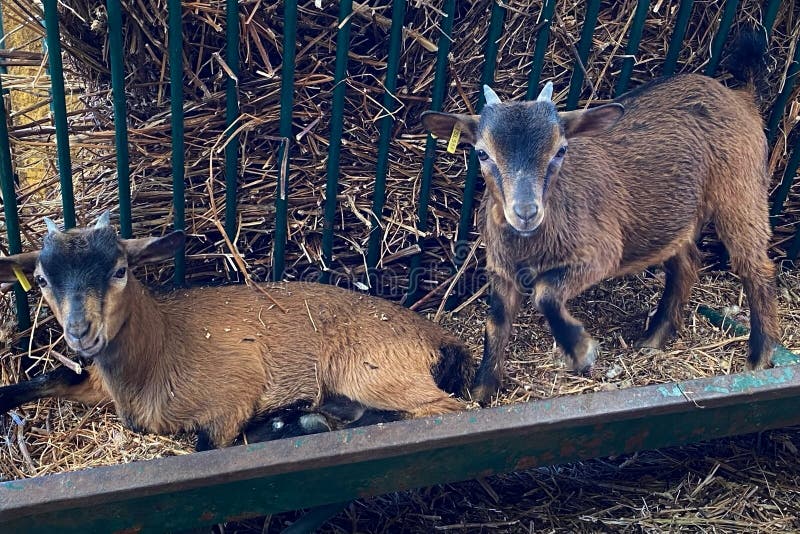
left=569, top=337, right=598, bottom=375
left=635, top=330, right=671, bottom=351
left=633, top=337, right=657, bottom=350
left=746, top=357, right=773, bottom=372
left=470, top=378, right=500, bottom=404
left=299, top=413, right=332, bottom=435
left=636, top=319, right=679, bottom=350
left=746, top=343, right=778, bottom=371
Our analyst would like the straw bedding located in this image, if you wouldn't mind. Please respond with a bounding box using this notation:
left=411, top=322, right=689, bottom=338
left=2, top=0, right=800, bottom=531
left=4, top=269, right=800, bottom=532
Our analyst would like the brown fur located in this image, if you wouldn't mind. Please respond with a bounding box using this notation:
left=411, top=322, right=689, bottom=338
left=423, top=73, right=779, bottom=402
left=0, top=225, right=472, bottom=448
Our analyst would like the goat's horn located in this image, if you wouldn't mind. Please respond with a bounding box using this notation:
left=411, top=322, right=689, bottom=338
left=483, top=85, right=502, bottom=106
left=536, top=81, right=554, bottom=102
left=44, top=217, right=60, bottom=234
left=95, top=210, right=111, bottom=228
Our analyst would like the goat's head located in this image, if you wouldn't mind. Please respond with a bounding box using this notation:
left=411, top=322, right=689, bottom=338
left=421, top=83, right=624, bottom=235
left=0, top=213, right=185, bottom=357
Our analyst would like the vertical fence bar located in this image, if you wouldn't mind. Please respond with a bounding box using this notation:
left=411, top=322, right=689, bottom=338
left=525, top=0, right=556, bottom=99
left=0, top=8, right=7, bottom=76
left=614, top=0, right=650, bottom=96
left=365, top=0, right=407, bottom=279
left=106, top=0, right=132, bottom=238
left=762, top=0, right=782, bottom=38
left=0, top=75, right=31, bottom=331
left=566, top=0, right=601, bottom=110
left=406, top=0, right=456, bottom=301
left=273, top=0, right=297, bottom=281
left=168, top=0, right=185, bottom=285
left=42, top=0, right=75, bottom=229
left=789, top=224, right=800, bottom=261
left=320, top=0, right=353, bottom=284
left=769, top=134, right=800, bottom=221
left=224, top=0, right=240, bottom=241
left=662, top=0, right=694, bottom=76
left=225, top=0, right=239, bottom=241
left=455, top=1, right=505, bottom=264
left=704, top=0, right=740, bottom=76
left=767, top=42, right=800, bottom=147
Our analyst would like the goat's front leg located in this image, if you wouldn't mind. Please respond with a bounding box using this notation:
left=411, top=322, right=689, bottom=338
left=533, top=266, right=602, bottom=374
left=472, top=274, right=523, bottom=403
left=0, top=364, right=109, bottom=413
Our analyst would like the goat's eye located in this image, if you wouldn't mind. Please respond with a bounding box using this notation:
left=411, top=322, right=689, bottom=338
left=34, top=275, right=47, bottom=288
left=113, top=267, right=127, bottom=279
left=476, top=149, right=490, bottom=161
left=555, top=146, right=568, bottom=158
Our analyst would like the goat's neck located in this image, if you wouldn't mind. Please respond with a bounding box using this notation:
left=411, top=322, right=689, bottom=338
left=95, top=277, right=172, bottom=396
left=483, top=187, right=568, bottom=274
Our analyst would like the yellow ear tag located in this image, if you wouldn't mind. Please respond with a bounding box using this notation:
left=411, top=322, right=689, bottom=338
left=12, top=266, right=31, bottom=292
left=446, top=126, right=461, bottom=154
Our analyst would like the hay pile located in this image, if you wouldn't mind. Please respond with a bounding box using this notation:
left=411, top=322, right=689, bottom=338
left=3, top=0, right=800, bottom=529
left=1, top=0, right=799, bottom=292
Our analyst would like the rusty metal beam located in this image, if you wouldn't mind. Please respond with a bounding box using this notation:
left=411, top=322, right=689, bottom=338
left=2, top=364, right=800, bottom=532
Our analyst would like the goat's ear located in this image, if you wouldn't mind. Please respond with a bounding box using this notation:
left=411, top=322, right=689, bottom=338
left=0, top=252, right=40, bottom=283
left=559, top=103, right=624, bottom=138
left=123, top=231, right=186, bottom=266
left=420, top=111, right=479, bottom=146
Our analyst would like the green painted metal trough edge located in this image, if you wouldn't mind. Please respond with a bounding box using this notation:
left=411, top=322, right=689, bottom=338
left=2, top=362, right=800, bottom=532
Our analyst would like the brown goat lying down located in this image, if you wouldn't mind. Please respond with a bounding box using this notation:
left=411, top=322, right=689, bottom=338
left=422, top=30, right=779, bottom=402
left=0, top=216, right=472, bottom=450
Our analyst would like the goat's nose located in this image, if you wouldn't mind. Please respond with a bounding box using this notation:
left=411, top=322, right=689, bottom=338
left=513, top=202, right=539, bottom=223
left=66, top=319, right=92, bottom=340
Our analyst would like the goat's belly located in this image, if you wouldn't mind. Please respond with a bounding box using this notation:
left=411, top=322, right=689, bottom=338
left=618, top=225, right=696, bottom=274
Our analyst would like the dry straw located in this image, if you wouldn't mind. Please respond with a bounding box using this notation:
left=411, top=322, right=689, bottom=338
left=2, top=0, right=800, bottom=530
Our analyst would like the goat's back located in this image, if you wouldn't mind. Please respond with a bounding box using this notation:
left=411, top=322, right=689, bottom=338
left=154, top=282, right=472, bottom=416
left=526, top=74, right=768, bottom=275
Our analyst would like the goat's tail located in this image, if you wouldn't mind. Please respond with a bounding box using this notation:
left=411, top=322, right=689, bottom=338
left=723, top=26, right=769, bottom=94
left=433, top=338, right=475, bottom=397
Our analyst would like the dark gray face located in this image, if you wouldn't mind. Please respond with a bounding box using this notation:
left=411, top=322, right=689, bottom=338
left=38, top=227, right=122, bottom=294
left=34, top=226, right=129, bottom=357
left=420, top=82, right=624, bottom=236
left=0, top=217, right=185, bottom=357
left=475, top=101, right=567, bottom=234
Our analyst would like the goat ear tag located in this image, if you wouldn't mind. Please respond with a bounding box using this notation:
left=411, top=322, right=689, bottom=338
left=446, top=126, right=461, bottom=154
left=12, top=267, right=31, bottom=292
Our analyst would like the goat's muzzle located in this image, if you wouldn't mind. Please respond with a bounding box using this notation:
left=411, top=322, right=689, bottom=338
left=505, top=201, right=544, bottom=235
left=65, top=326, right=106, bottom=357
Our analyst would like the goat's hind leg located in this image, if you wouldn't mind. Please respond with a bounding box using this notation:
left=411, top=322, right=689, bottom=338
left=740, top=266, right=780, bottom=370
left=240, top=402, right=333, bottom=446
left=318, top=394, right=404, bottom=428
left=713, top=188, right=780, bottom=369
left=724, top=248, right=780, bottom=370
left=339, top=373, right=464, bottom=421
left=636, top=243, right=700, bottom=349
left=238, top=396, right=404, bottom=447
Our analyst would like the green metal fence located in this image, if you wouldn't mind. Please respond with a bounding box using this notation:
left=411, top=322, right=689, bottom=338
left=1, top=0, right=800, bottom=328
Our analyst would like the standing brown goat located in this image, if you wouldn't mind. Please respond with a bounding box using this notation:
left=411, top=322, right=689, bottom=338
left=0, top=215, right=472, bottom=449
left=422, top=31, right=779, bottom=402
